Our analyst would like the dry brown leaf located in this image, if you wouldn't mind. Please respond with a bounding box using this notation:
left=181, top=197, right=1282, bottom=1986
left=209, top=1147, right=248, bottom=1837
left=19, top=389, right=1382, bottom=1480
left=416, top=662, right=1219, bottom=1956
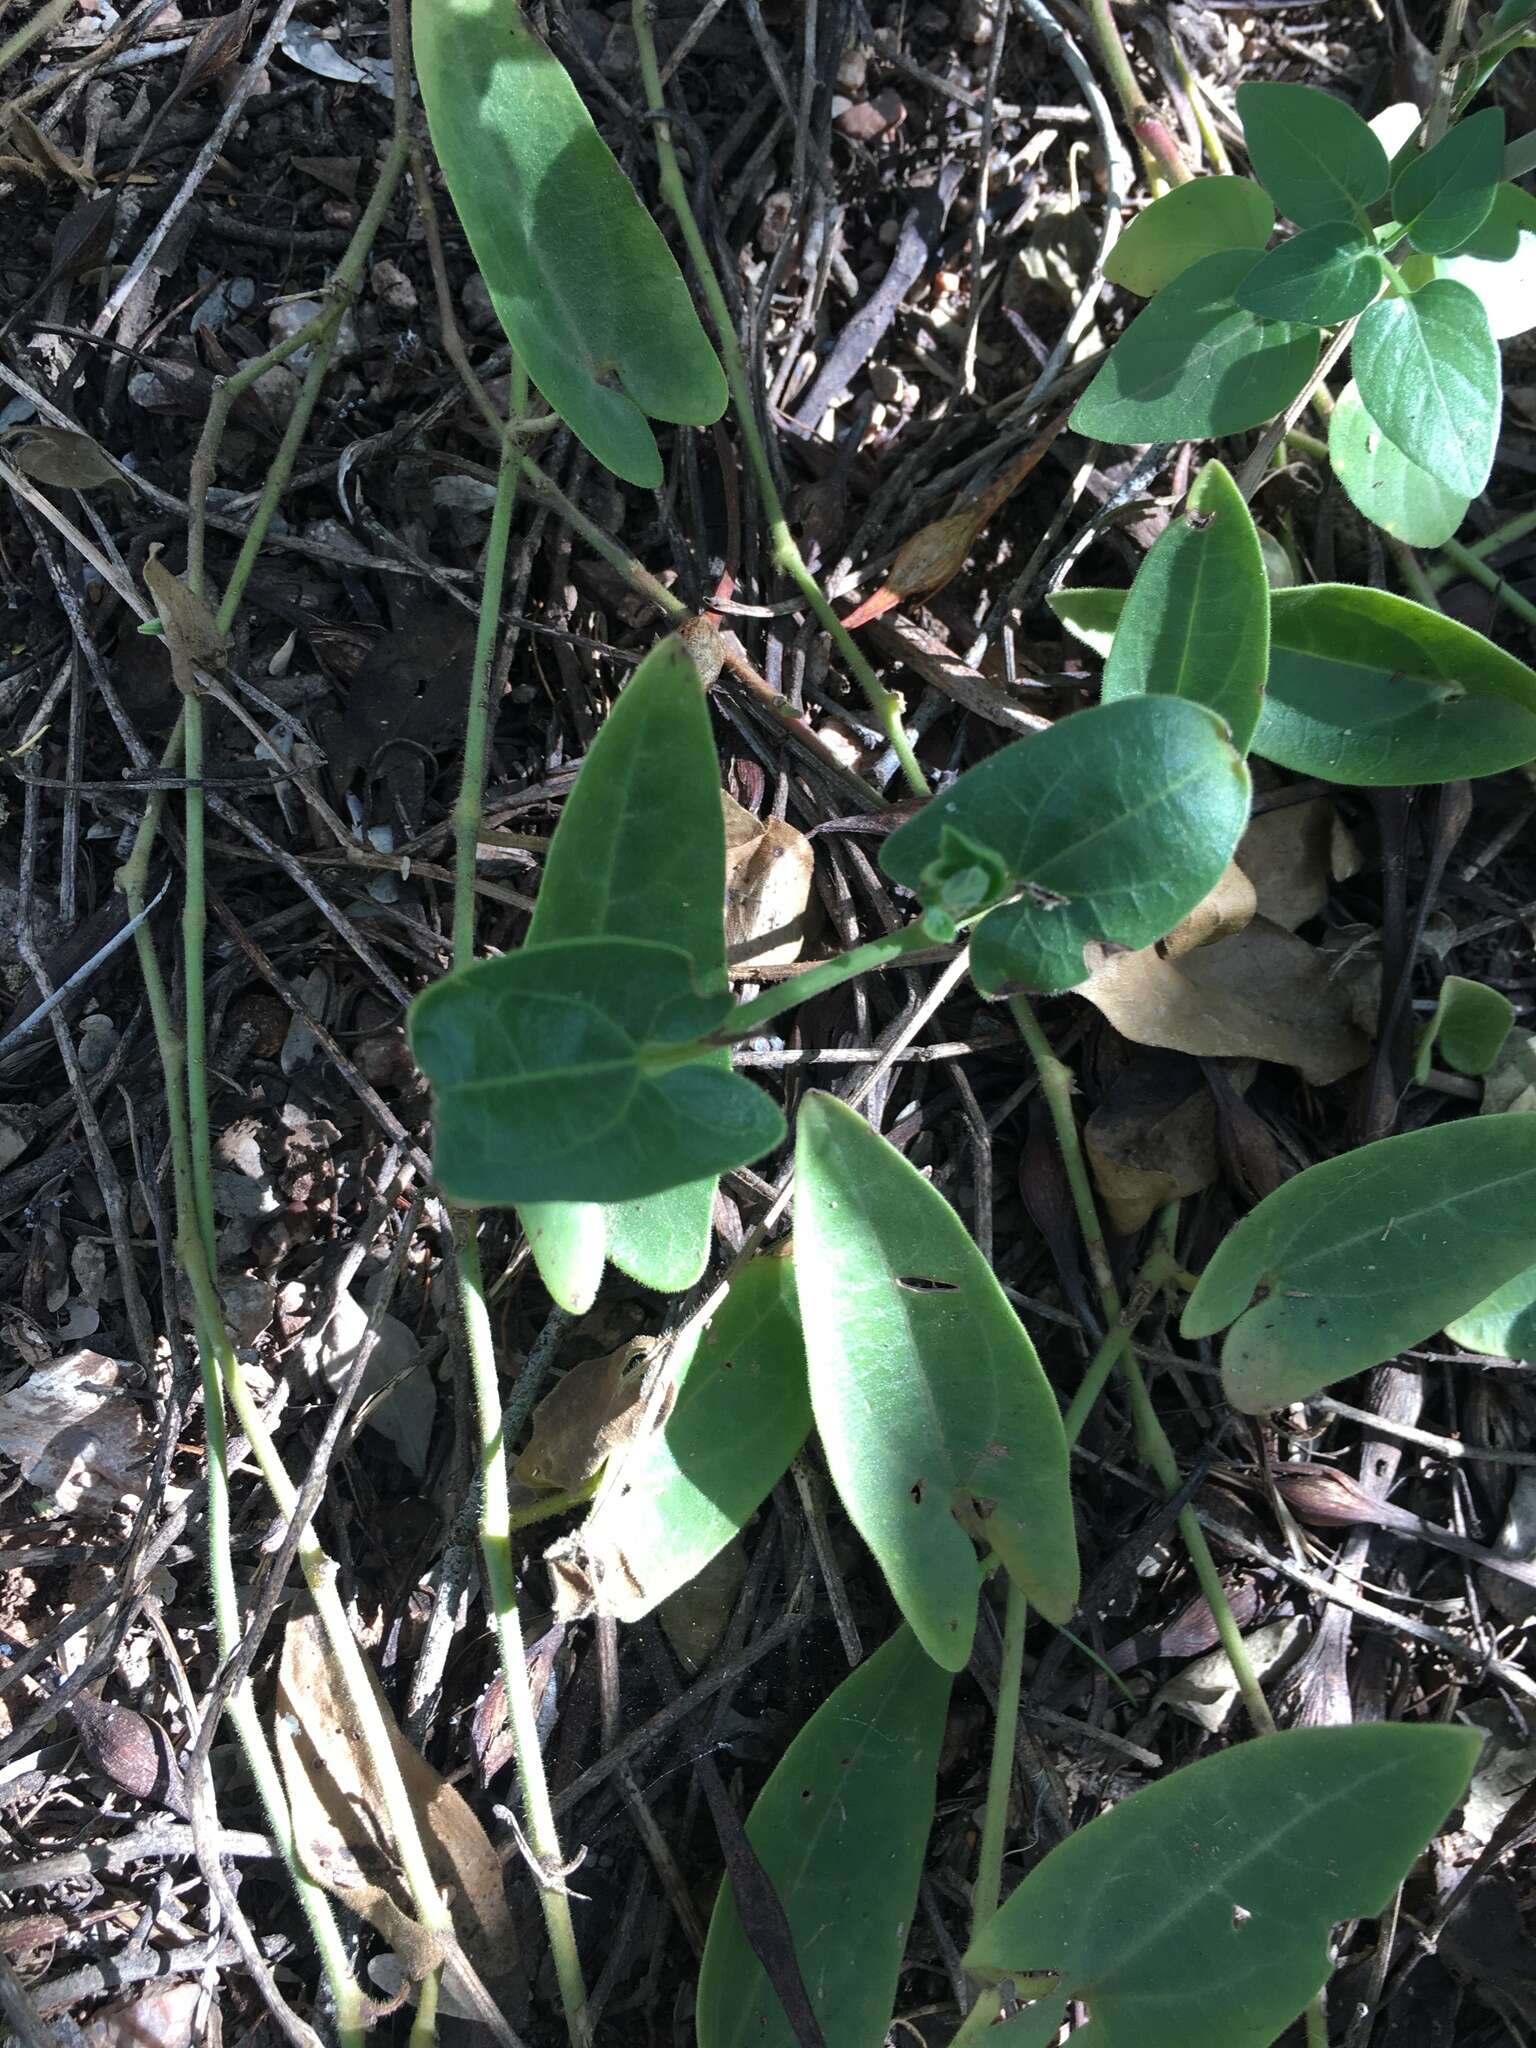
left=143, top=551, right=226, bottom=693
left=3, top=426, right=129, bottom=493
left=513, top=1338, right=652, bottom=1491
left=275, top=1614, right=517, bottom=2008
left=0, top=1349, right=151, bottom=1518
left=722, top=794, right=816, bottom=968
left=3, top=111, right=93, bottom=186
left=1160, top=859, right=1256, bottom=960
left=1085, top=1061, right=1218, bottom=1235
left=83, top=1980, right=204, bottom=2048
left=1080, top=917, right=1371, bottom=1085
left=1236, top=798, right=1360, bottom=932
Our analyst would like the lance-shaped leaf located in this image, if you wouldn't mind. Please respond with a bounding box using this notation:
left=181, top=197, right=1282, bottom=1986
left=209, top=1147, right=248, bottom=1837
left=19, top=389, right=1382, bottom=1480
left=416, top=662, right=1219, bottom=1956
left=794, top=1093, right=1078, bottom=1668
left=563, top=1254, right=810, bottom=1622
left=697, top=1627, right=951, bottom=2048
left=1328, top=377, right=1470, bottom=547
left=1182, top=1113, right=1536, bottom=1411
left=966, top=1724, right=1480, bottom=2048
left=1073, top=250, right=1317, bottom=444
left=1392, top=106, right=1505, bottom=255
left=1103, top=175, right=1275, bottom=296
left=1051, top=583, right=1536, bottom=784
left=411, top=0, right=726, bottom=488
left=409, top=936, right=783, bottom=1206
left=1414, top=974, right=1513, bottom=1082
left=1236, top=82, right=1390, bottom=226
left=519, top=634, right=729, bottom=1308
left=1102, top=459, right=1267, bottom=755
left=881, top=698, right=1251, bottom=996
left=1352, top=278, right=1501, bottom=498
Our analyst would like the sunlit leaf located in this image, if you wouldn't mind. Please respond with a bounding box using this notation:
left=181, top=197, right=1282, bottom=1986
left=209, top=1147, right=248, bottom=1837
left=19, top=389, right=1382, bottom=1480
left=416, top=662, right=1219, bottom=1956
left=1352, top=278, right=1501, bottom=497
left=882, top=698, right=1251, bottom=995
left=1435, top=182, right=1536, bottom=338
left=409, top=936, right=783, bottom=1206
left=412, top=0, right=726, bottom=486
left=1446, top=1263, right=1536, bottom=1360
left=1072, top=250, right=1318, bottom=444
left=1102, top=459, right=1267, bottom=755
left=1182, top=1114, right=1536, bottom=1409
left=1392, top=107, right=1504, bottom=255
left=518, top=634, right=729, bottom=1305
left=696, top=1627, right=950, bottom=2048
left=966, top=1724, right=1480, bottom=2048
left=794, top=1093, right=1078, bottom=1668
left=1328, top=378, right=1470, bottom=547
left=1237, top=82, right=1390, bottom=226
left=1414, top=974, right=1514, bottom=1081
left=1052, top=582, right=1536, bottom=784
left=568, top=1255, right=810, bottom=1622
left=1104, top=176, right=1275, bottom=296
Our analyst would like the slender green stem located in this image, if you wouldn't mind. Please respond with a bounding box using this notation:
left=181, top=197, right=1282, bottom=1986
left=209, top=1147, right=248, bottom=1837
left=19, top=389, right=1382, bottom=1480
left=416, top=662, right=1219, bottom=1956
left=455, top=1228, right=591, bottom=2045
left=182, top=691, right=216, bottom=1265
left=1434, top=536, right=1536, bottom=632
left=1429, top=504, right=1536, bottom=587
left=1083, top=0, right=1191, bottom=187
left=703, top=923, right=939, bottom=1046
left=630, top=0, right=926, bottom=797
left=444, top=422, right=590, bottom=2045
left=973, top=1582, right=1028, bottom=1937
left=0, top=0, right=73, bottom=78
left=1010, top=996, right=1277, bottom=1736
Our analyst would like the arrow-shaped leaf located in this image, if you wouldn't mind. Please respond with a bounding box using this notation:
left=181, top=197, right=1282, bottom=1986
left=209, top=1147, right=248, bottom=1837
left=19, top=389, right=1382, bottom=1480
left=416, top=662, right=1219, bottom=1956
left=966, top=1724, right=1480, bottom=2048
left=410, top=935, right=783, bottom=1206
left=794, top=1093, right=1079, bottom=1668
left=1182, top=1113, right=1536, bottom=1410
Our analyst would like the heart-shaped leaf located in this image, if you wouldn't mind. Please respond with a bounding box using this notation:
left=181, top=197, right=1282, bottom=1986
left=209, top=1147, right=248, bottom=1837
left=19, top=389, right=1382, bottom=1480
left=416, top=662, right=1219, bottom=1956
left=966, top=1724, right=1480, bottom=2048
left=1104, top=176, right=1275, bottom=296
left=1414, top=974, right=1514, bottom=1081
left=794, top=1093, right=1079, bottom=1668
left=566, top=1253, right=810, bottom=1621
left=1435, top=181, right=1536, bottom=338
left=1072, top=250, right=1318, bottom=444
left=1234, top=222, right=1383, bottom=323
left=881, top=698, right=1251, bottom=995
left=1392, top=106, right=1505, bottom=255
left=1051, top=583, right=1536, bottom=784
left=1182, top=1113, right=1536, bottom=1410
left=518, top=633, right=729, bottom=1307
left=1237, top=82, right=1390, bottom=226
left=1352, top=278, right=1501, bottom=497
left=696, top=1626, right=950, bottom=2048
left=1328, top=378, right=1470, bottom=546
left=409, top=935, right=783, bottom=1206
left=1102, top=459, right=1267, bottom=754
left=412, top=0, right=726, bottom=487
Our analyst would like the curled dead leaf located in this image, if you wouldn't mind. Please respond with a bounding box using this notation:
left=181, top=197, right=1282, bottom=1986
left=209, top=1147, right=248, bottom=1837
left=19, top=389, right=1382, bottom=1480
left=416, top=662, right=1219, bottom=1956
left=1080, top=917, right=1371, bottom=1086
left=514, top=1337, right=653, bottom=1491
left=275, top=1615, right=519, bottom=2010
left=722, top=794, right=817, bottom=969
left=1085, top=1058, right=1218, bottom=1236
left=1236, top=797, right=1360, bottom=932
left=0, top=1349, right=151, bottom=1518
left=1160, top=859, right=1256, bottom=960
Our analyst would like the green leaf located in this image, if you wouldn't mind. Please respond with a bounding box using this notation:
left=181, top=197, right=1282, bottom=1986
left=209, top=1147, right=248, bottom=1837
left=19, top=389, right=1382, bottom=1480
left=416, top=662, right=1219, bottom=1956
left=794, top=1094, right=1078, bottom=1668
left=1052, top=583, right=1536, bottom=783
left=697, top=1627, right=950, bottom=2048
left=1104, top=176, right=1275, bottom=296
left=411, top=0, right=726, bottom=487
left=518, top=634, right=729, bottom=1304
left=409, top=935, right=783, bottom=1206
left=1181, top=1113, right=1536, bottom=1410
left=1237, top=82, right=1390, bottom=227
left=966, top=1724, right=1480, bottom=2048
left=1072, top=250, right=1318, bottom=445
left=1352, top=278, right=1501, bottom=497
left=1102, top=459, right=1267, bottom=754
left=1392, top=107, right=1505, bottom=255
left=882, top=698, right=1251, bottom=996
left=1445, top=1263, right=1536, bottom=1359
left=1328, top=378, right=1470, bottom=547
left=572, top=1254, right=810, bottom=1621
left=1415, top=975, right=1514, bottom=1082
left=1435, top=181, right=1536, bottom=339
left=1234, top=222, right=1383, bottom=322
